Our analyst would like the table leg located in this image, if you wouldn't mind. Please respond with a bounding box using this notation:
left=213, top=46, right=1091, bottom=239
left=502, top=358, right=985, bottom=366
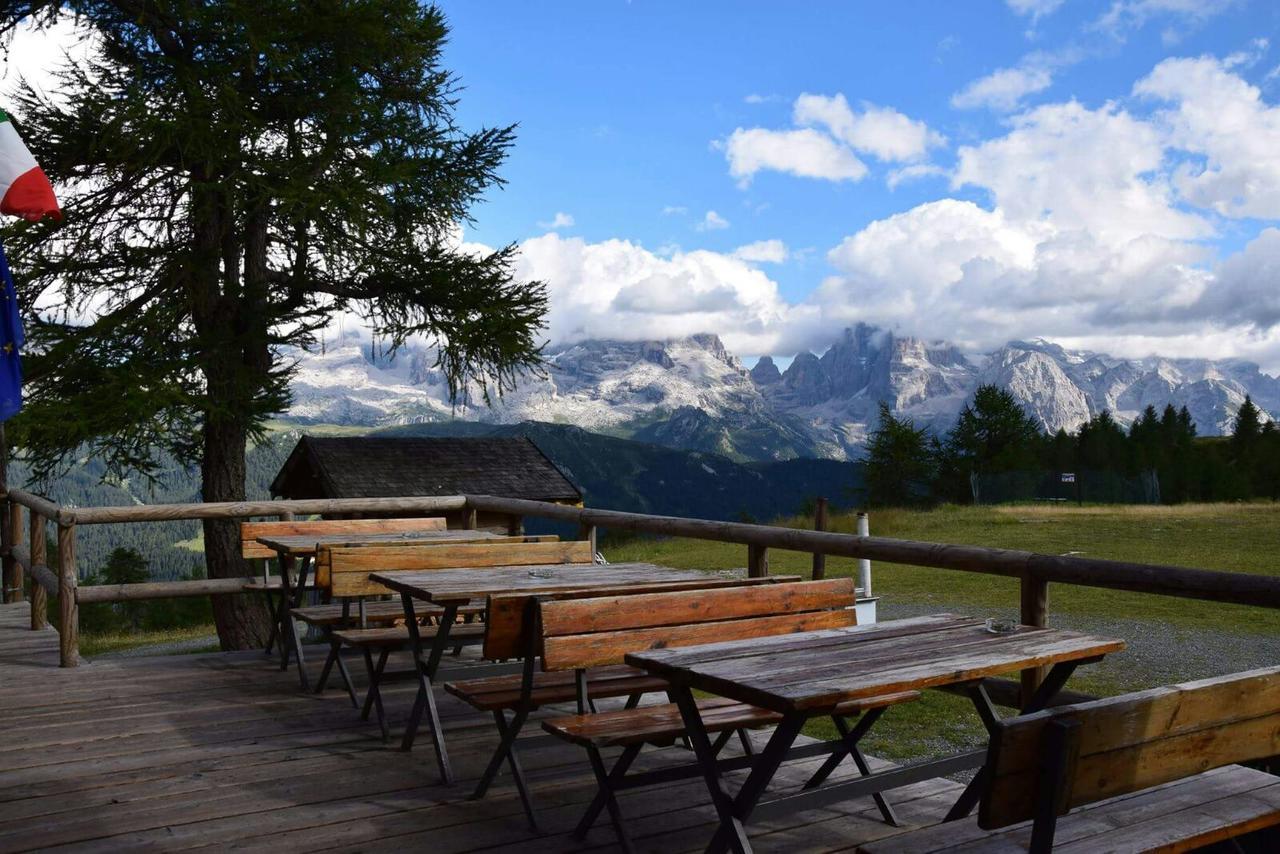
left=399, top=593, right=458, bottom=785
left=669, top=684, right=753, bottom=854
left=945, top=661, right=1086, bottom=821
left=802, top=707, right=884, bottom=790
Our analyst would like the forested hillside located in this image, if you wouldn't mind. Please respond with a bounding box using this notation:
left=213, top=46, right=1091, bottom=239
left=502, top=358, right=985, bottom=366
left=14, top=423, right=862, bottom=579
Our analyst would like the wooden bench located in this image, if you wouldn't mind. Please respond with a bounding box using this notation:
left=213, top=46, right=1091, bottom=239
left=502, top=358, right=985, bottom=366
left=533, top=578, right=920, bottom=847
left=859, top=666, right=1280, bottom=854
left=238, top=516, right=448, bottom=660
left=324, top=540, right=595, bottom=738
left=447, top=577, right=917, bottom=836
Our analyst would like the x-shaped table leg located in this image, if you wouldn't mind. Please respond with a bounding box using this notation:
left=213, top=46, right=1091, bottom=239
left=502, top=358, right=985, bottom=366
left=399, top=592, right=458, bottom=785
left=671, top=683, right=807, bottom=854
left=944, top=661, right=1084, bottom=822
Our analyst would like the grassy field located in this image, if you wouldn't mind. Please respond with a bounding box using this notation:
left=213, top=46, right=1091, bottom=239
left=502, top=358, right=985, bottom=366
left=607, top=501, right=1280, bottom=758
left=605, top=501, right=1280, bottom=636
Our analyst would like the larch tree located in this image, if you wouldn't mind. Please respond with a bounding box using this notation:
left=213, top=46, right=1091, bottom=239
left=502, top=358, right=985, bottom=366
left=0, top=2, right=547, bottom=648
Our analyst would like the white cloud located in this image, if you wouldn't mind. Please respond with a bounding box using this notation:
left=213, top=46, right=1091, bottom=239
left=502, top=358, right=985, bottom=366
left=953, top=100, right=1211, bottom=245
left=733, top=239, right=789, bottom=264
left=696, top=210, right=730, bottom=231
left=660, top=205, right=687, bottom=216
left=537, top=212, right=575, bottom=230
left=1093, top=0, right=1238, bottom=42
left=952, top=66, right=1053, bottom=112
left=1006, top=0, right=1066, bottom=21
left=793, top=94, right=945, bottom=161
left=1, top=15, right=100, bottom=112
left=513, top=234, right=790, bottom=354
left=723, top=127, right=867, bottom=186
left=887, top=163, right=948, bottom=190
left=1135, top=55, right=1280, bottom=218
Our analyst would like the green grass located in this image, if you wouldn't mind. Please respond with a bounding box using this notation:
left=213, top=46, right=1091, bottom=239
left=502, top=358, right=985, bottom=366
left=605, top=501, right=1280, bottom=636
left=609, top=501, right=1280, bottom=756
left=80, top=624, right=220, bottom=657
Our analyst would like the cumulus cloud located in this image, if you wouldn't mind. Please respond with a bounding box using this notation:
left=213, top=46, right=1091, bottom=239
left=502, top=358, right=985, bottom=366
left=887, top=163, right=948, bottom=190
left=537, top=212, right=575, bottom=230
left=696, top=210, right=730, bottom=231
left=722, top=94, right=941, bottom=186
left=513, top=234, right=790, bottom=354
left=952, top=66, right=1053, bottom=112
left=733, top=239, right=788, bottom=264
left=724, top=127, right=868, bottom=186
left=793, top=94, right=945, bottom=161
left=1136, top=55, right=1280, bottom=218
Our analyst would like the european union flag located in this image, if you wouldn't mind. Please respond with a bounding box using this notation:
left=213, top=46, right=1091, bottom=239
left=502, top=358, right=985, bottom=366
left=0, top=240, right=24, bottom=421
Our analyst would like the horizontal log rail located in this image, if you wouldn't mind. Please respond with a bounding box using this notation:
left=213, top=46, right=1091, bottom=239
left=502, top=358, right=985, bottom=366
left=76, top=577, right=250, bottom=603
left=3, top=489, right=1278, bottom=674
left=464, top=495, right=1280, bottom=609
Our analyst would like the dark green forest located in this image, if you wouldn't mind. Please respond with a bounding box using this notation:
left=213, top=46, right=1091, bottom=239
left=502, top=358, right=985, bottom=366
left=864, top=386, right=1279, bottom=507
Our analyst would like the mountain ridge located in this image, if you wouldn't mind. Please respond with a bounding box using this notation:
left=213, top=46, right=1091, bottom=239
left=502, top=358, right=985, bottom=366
left=285, top=324, right=1279, bottom=461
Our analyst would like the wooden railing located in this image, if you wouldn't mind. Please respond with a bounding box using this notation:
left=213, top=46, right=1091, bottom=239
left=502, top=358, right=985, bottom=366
left=2, top=489, right=1278, bottom=705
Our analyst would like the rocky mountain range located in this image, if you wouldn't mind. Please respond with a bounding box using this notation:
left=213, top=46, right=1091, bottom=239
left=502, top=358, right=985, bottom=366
left=284, top=324, right=1280, bottom=461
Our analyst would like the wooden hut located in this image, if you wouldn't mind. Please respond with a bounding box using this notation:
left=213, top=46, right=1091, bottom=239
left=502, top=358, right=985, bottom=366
left=269, top=436, right=582, bottom=532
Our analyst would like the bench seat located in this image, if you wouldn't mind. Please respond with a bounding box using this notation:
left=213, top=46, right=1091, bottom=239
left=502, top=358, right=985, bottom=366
left=445, top=664, right=670, bottom=712
left=542, top=690, right=922, bottom=748
left=332, top=622, right=487, bottom=648
left=859, top=764, right=1280, bottom=854
left=290, top=599, right=485, bottom=627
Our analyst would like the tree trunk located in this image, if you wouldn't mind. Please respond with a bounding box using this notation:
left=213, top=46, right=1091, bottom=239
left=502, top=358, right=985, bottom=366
left=201, top=415, right=272, bottom=650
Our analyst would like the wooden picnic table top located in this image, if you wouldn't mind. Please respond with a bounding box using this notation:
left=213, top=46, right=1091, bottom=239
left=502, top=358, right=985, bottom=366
left=256, top=528, right=502, bottom=555
left=371, top=562, right=714, bottom=604
left=626, top=614, right=1126, bottom=715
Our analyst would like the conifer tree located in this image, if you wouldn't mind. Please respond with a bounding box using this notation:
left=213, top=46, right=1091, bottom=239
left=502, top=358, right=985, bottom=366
left=1, top=4, right=547, bottom=647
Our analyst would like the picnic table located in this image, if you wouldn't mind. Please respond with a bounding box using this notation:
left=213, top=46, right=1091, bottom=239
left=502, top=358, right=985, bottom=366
left=371, top=562, right=719, bottom=782
left=627, top=614, right=1126, bottom=854
left=255, top=528, right=503, bottom=674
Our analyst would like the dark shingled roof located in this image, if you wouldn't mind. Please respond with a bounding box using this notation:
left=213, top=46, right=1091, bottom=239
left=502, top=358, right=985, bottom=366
left=269, top=436, right=582, bottom=502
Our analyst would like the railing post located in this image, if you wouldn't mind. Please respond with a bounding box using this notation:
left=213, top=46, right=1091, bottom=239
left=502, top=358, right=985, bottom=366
left=579, top=523, right=598, bottom=556
left=29, top=511, right=47, bottom=630
left=857, top=513, right=872, bottom=597
left=811, top=497, right=828, bottom=580
left=0, top=496, right=11, bottom=604
left=1020, top=572, right=1049, bottom=703
left=7, top=500, right=23, bottom=603
left=748, top=544, right=769, bottom=578
left=57, top=523, right=80, bottom=667
left=462, top=507, right=478, bottom=530
left=506, top=514, right=524, bottom=537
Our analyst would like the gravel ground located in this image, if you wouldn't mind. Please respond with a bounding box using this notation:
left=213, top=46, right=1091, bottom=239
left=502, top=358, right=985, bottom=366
left=878, top=600, right=1280, bottom=689
left=96, top=634, right=220, bottom=658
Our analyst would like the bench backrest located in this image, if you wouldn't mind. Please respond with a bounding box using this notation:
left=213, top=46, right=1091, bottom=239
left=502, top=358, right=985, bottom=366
left=239, top=517, right=447, bottom=560
left=537, top=577, right=858, bottom=671
left=981, top=666, right=1280, bottom=833
left=483, top=575, right=803, bottom=661
left=324, top=539, right=589, bottom=598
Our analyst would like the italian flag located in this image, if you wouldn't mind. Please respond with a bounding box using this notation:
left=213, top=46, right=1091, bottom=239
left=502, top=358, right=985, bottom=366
left=0, top=110, right=59, bottom=222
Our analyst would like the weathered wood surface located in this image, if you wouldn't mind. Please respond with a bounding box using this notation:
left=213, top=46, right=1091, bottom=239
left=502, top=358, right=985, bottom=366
left=242, top=516, right=449, bottom=559
left=982, top=665, right=1280, bottom=828
left=540, top=578, right=859, bottom=670
left=0, top=601, right=965, bottom=852
left=860, top=764, right=1280, bottom=854
left=373, top=562, right=712, bottom=605
left=67, top=494, right=470, bottom=525
left=628, top=615, right=1124, bottom=713
left=326, top=539, right=588, bottom=596
left=544, top=690, right=920, bottom=749
left=482, top=575, right=802, bottom=661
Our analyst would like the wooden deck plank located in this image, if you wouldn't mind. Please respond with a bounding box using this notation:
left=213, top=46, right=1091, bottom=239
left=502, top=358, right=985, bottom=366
left=0, top=602, right=966, bottom=853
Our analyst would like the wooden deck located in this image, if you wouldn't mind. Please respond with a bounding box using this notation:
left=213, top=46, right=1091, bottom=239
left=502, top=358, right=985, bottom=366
left=0, top=603, right=963, bottom=852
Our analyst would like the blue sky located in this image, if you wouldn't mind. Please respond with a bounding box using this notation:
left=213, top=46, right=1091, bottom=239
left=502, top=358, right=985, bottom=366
left=431, top=0, right=1280, bottom=369
left=8, top=2, right=1280, bottom=368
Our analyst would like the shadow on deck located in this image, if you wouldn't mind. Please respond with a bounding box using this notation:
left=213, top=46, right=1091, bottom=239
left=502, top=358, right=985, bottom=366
left=0, top=603, right=962, bottom=852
